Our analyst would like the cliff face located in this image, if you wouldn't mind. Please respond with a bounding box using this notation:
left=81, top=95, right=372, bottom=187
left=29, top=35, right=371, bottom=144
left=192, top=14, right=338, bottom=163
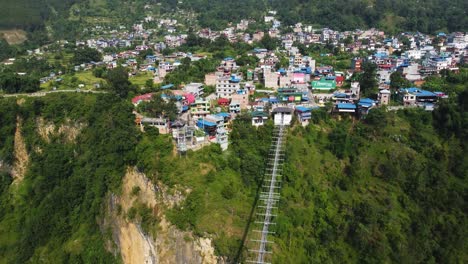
left=36, top=117, right=85, bottom=143
left=105, top=168, right=219, bottom=264
left=11, top=116, right=28, bottom=184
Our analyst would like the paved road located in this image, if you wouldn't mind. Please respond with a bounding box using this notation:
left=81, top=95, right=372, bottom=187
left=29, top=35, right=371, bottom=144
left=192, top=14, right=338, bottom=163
left=306, top=88, right=319, bottom=107
left=1, top=89, right=108, bottom=98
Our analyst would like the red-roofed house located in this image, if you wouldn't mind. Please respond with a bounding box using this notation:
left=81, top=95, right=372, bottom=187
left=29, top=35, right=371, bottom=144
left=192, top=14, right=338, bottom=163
left=218, top=98, right=230, bottom=106
left=132, top=93, right=154, bottom=105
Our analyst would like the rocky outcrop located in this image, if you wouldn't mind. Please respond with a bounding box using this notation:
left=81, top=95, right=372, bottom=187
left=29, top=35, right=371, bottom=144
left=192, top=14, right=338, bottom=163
left=36, top=117, right=85, bottom=143
left=105, top=167, right=219, bottom=264
left=11, top=116, right=29, bottom=184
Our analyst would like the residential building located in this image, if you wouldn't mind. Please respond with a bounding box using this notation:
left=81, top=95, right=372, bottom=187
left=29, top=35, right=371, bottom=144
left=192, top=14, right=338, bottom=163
left=272, top=107, right=293, bottom=125
left=400, top=88, right=438, bottom=105
left=252, top=111, right=269, bottom=127
left=216, top=75, right=241, bottom=99
left=379, top=89, right=391, bottom=105
left=205, top=72, right=218, bottom=86
left=350, top=82, right=361, bottom=99
left=264, top=70, right=279, bottom=89
left=139, top=117, right=170, bottom=134
left=295, top=106, right=313, bottom=125
left=229, top=102, right=241, bottom=113
left=191, top=99, right=210, bottom=119
left=184, top=83, right=204, bottom=98
left=277, top=87, right=308, bottom=102
left=231, top=90, right=249, bottom=110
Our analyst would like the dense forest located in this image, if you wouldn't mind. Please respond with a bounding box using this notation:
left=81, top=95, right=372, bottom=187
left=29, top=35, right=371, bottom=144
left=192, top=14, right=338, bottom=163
left=0, top=0, right=78, bottom=30
left=274, top=103, right=467, bottom=262
left=179, top=0, right=468, bottom=33
left=1, top=0, right=466, bottom=36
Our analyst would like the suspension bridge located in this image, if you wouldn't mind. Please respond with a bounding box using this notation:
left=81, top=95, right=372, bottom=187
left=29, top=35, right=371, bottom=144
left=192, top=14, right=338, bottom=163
left=247, top=124, right=287, bottom=264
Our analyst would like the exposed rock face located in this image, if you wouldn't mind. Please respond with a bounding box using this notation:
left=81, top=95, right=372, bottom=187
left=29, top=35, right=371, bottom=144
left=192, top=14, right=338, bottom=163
left=36, top=117, right=85, bottom=143
left=106, top=168, right=219, bottom=264
left=11, top=116, right=29, bottom=184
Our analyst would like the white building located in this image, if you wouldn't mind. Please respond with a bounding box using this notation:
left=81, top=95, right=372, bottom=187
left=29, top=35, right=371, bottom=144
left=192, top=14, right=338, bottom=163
left=379, top=89, right=391, bottom=105
left=272, top=107, right=293, bottom=126
left=405, top=49, right=423, bottom=60
left=216, top=75, right=241, bottom=99
left=184, top=83, right=204, bottom=98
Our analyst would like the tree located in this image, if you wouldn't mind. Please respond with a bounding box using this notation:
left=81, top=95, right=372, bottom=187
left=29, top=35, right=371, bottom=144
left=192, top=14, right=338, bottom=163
left=106, top=67, right=132, bottom=98
left=145, top=79, right=154, bottom=90
left=0, top=39, right=15, bottom=61
left=0, top=72, right=40, bottom=94
left=72, top=47, right=102, bottom=65
left=259, top=34, right=278, bottom=51
left=236, top=54, right=259, bottom=67
left=138, top=93, right=178, bottom=121
left=390, top=71, right=412, bottom=90
left=359, top=61, right=378, bottom=98
left=139, top=48, right=154, bottom=60
left=93, top=67, right=106, bottom=78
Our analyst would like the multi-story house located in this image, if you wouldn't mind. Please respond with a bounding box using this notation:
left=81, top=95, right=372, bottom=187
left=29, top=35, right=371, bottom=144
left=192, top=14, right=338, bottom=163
left=216, top=75, right=241, bottom=99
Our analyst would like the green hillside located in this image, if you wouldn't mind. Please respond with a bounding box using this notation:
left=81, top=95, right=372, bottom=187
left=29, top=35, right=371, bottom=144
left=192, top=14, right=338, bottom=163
left=0, top=94, right=137, bottom=263
left=0, top=82, right=466, bottom=262
left=1, top=0, right=466, bottom=34
left=0, top=0, right=78, bottom=30
left=180, top=0, right=468, bottom=33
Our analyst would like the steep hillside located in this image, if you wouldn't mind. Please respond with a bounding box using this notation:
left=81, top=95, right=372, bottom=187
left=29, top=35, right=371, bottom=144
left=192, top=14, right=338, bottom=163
left=2, top=0, right=466, bottom=35
left=0, top=0, right=79, bottom=30
left=180, top=0, right=467, bottom=33
left=0, top=89, right=466, bottom=263
left=274, top=106, right=467, bottom=262
left=0, top=93, right=137, bottom=263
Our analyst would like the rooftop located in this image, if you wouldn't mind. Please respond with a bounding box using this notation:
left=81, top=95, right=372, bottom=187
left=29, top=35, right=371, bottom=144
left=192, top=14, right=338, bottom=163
left=336, top=103, right=357, bottom=109
left=272, top=107, right=294, bottom=113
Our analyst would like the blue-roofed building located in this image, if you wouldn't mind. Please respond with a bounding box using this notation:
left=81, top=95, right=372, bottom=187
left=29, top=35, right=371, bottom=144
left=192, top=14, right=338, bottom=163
left=358, top=98, right=376, bottom=108
left=295, top=106, right=316, bottom=124
left=335, top=103, right=357, bottom=113
left=254, top=48, right=268, bottom=53
left=215, top=112, right=231, bottom=126
left=161, top=84, right=174, bottom=90
left=215, top=112, right=231, bottom=118
left=332, top=92, right=353, bottom=104
left=216, top=75, right=242, bottom=99
left=202, top=114, right=228, bottom=150
left=269, top=97, right=279, bottom=104
left=196, top=119, right=217, bottom=136
left=400, top=88, right=438, bottom=105
left=358, top=98, right=376, bottom=115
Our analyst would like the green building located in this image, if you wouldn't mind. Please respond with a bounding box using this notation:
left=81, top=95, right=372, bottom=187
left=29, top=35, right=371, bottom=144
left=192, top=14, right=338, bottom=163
left=311, top=78, right=337, bottom=90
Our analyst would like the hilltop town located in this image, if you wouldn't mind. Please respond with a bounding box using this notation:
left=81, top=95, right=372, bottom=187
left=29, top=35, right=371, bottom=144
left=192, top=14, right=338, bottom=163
left=0, top=1, right=467, bottom=264
left=5, top=10, right=464, bottom=151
